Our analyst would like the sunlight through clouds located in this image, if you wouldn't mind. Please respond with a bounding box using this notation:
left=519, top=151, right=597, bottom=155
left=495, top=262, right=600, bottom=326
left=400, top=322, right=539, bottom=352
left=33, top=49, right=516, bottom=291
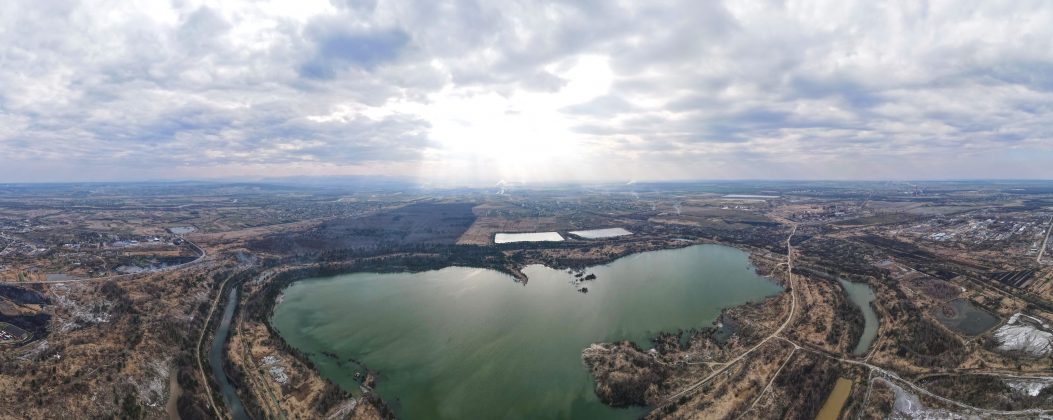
left=1, top=0, right=1052, bottom=182
left=414, top=55, right=614, bottom=183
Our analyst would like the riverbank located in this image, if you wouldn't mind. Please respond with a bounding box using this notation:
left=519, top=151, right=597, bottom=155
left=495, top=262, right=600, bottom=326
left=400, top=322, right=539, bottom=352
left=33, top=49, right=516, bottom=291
left=229, top=235, right=788, bottom=419
left=209, top=287, right=248, bottom=419
left=269, top=245, right=783, bottom=419
left=223, top=266, right=395, bottom=419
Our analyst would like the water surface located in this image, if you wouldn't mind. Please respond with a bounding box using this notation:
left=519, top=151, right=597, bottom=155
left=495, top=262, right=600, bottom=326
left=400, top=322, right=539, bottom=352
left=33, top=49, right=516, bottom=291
left=209, top=287, right=248, bottom=420
left=494, top=232, right=564, bottom=243
left=838, top=279, right=878, bottom=355
left=816, top=377, right=853, bottom=420
left=569, top=228, right=632, bottom=239
left=931, top=298, right=1000, bottom=336
left=271, top=245, right=782, bottom=419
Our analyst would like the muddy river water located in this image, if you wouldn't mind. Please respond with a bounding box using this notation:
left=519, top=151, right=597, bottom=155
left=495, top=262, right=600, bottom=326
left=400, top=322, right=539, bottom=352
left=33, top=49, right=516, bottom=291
left=271, top=244, right=783, bottom=419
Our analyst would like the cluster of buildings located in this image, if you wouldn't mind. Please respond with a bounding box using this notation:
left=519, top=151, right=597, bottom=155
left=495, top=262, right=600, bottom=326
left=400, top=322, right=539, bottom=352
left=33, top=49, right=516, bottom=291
left=905, top=215, right=1050, bottom=250
left=0, top=329, right=23, bottom=342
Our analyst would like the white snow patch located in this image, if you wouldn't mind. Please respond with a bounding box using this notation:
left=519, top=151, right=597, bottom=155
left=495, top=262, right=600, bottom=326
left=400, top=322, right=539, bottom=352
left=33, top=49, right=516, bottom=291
left=135, top=358, right=171, bottom=408
left=887, top=380, right=966, bottom=419
left=50, top=284, right=112, bottom=331
left=1005, top=380, right=1050, bottom=397
left=994, top=313, right=1053, bottom=357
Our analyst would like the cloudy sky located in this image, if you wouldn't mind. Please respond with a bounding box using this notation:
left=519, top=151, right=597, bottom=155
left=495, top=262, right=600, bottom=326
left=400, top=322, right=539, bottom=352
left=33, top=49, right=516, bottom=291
left=2, top=0, right=1052, bottom=184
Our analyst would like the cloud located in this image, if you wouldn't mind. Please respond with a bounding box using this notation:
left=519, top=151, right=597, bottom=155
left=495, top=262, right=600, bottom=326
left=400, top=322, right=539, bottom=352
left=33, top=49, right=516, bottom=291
left=299, top=24, right=410, bottom=78
left=1, top=0, right=1052, bottom=183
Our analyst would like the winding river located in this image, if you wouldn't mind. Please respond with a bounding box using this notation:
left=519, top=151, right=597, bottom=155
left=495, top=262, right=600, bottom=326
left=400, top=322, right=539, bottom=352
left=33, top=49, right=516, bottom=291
left=838, top=279, right=879, bottom=355
left=209, top=287, right=248, bottom=420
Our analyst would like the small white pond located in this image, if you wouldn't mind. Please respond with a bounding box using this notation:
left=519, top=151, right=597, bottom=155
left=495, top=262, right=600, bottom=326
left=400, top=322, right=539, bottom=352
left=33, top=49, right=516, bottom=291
left=569, top=228, right=633, bottom=239
left=494, top=232, right=564, bottom=243
left=722, top=194, right=779, bottom=199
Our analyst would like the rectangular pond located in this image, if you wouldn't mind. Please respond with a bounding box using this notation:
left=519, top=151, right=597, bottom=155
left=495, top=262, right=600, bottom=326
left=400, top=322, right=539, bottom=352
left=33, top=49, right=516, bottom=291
left=494, top=232, right=564, bottom=243
left=722, top=194, right=779, bottom=199
left=569, top=228, right=632, bottom=239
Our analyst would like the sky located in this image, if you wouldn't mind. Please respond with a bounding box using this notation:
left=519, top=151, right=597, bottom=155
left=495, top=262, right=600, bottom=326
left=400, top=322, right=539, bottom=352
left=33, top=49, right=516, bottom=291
left=2, top=0, right=1052, bottom=184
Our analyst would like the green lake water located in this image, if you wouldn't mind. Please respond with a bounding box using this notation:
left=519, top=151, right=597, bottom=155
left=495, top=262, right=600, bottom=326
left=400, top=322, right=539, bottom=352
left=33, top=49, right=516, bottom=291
left=838, top=279, right=879, bottom=355
left=270, top=244, right=783, bottom=419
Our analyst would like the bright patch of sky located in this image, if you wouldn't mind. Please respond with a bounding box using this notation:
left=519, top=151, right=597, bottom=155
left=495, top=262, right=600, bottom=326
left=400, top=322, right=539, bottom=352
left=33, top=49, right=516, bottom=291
left=1, top=0, right=1052, bottom=183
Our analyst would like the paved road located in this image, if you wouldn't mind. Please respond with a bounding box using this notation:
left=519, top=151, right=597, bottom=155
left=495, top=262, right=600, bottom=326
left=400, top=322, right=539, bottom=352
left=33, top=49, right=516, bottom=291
left=1039, top=215, right=1053, bottom=263
left=659, top=221, right=1053, bottom=417
left=783, top=336, right=1053, bottom=415
left=0, top=237, right=207, bottom=285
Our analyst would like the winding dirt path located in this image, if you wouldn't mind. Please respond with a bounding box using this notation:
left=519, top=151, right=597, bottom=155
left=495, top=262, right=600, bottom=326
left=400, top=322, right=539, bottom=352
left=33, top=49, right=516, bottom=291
left=662, top=224, right=799, bottom=404
left=656, top=220, right=1053, bottom=417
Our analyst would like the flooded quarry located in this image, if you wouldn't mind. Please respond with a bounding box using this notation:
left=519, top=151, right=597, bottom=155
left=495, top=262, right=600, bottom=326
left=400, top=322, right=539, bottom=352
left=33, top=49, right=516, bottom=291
left=931, top=298, right=1000, bottom=336
left=270, top=244, right=782, bottom=419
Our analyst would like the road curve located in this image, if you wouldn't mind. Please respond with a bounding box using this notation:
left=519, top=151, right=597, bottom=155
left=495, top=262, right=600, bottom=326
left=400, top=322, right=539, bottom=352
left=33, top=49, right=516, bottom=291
left=0, top=237, right=207, bottom=285
left=657, top=220, right=1053, bottom=417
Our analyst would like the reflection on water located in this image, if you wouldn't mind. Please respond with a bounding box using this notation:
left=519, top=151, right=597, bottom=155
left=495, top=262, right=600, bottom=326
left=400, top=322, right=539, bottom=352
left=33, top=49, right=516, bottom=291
left=839, top=279, right=878, bottom=355
left=931, top=298, right=1000, bottom=336
left=272, top=244, right=783, bottom=419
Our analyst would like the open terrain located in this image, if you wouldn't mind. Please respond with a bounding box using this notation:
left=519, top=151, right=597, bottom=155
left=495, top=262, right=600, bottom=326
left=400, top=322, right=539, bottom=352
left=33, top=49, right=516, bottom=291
left=1, top=180, right=1053, bottom=419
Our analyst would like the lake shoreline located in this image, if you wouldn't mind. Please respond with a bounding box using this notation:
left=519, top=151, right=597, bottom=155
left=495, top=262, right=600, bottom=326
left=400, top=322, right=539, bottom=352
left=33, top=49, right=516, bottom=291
left=265, top=243, right=785, bottom=419
left=225, top=234, right=791, bottom=419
